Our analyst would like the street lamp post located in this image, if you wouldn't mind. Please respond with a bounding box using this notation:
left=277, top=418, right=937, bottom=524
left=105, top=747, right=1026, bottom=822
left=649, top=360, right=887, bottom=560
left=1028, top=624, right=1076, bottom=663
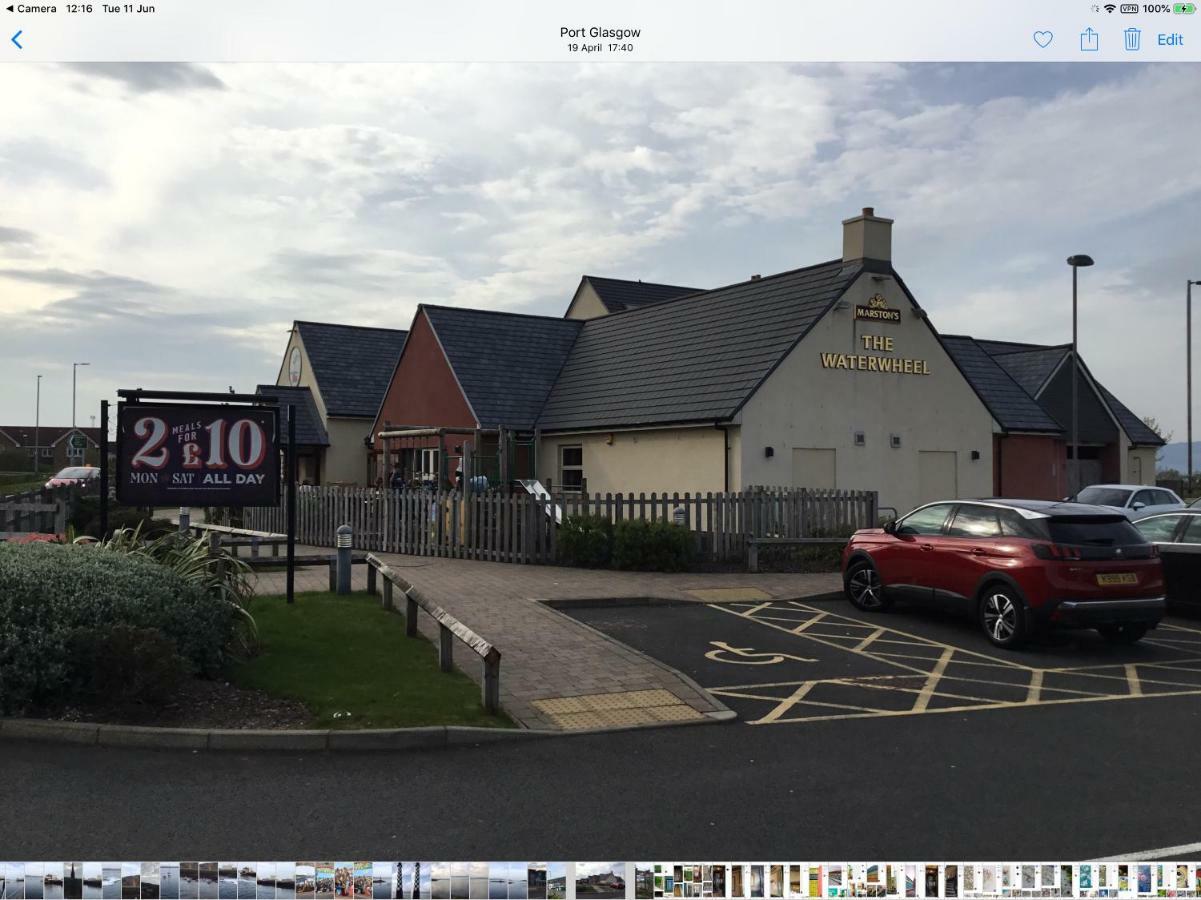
left=1066, top=255, right=1095, bottom=496
left=72, top=362, right=90, bottom=459
left=1189, top=280, right=1201, bottom=497
left=34, top=374, right=42, bottom=476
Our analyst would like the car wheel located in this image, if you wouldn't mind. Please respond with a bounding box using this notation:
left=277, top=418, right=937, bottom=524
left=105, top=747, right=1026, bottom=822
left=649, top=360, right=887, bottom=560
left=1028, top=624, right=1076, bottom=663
left=979, top=585, right=1027, bottom=648
left=845, top=560, right=891, bottom=612
left=1097, top=623, right=1149, bottom=645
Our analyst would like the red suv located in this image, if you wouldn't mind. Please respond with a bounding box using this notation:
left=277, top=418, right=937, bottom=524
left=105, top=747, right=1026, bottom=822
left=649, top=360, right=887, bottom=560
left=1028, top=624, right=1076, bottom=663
left=841, top=499, right=1165, bottom=648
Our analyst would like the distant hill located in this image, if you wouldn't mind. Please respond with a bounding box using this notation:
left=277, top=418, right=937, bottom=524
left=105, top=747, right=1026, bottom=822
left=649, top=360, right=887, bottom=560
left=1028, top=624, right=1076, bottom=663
left=1155, top=442, right=1201, bottom=473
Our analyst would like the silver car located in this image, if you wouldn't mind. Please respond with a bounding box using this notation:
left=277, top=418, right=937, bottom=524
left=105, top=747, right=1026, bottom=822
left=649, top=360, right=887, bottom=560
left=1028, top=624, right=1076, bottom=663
left=1074, top=484, right=1185, bottom=520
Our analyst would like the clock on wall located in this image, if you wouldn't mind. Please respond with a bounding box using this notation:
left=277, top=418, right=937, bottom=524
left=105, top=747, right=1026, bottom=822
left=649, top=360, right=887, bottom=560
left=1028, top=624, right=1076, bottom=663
left=288, top=346, right=302, bottom=386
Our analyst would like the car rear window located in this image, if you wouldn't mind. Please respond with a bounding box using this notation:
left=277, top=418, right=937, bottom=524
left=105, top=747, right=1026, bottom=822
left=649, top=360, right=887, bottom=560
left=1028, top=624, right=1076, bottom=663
left=1039, top=516, right=1147, bottom=546
left=1075, top=487, right=1132, bottom=507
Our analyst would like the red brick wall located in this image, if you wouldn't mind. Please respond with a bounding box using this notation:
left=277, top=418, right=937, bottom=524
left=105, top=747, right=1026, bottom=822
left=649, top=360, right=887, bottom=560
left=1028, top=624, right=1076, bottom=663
left=372, top=310, right=476, bottom=436
left=994, top=434, right=1067, bottom=499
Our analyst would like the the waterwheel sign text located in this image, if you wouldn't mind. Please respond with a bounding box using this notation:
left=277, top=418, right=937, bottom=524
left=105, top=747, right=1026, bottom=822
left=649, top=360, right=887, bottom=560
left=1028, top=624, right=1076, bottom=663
left=116, top=404, right=280, bottom=506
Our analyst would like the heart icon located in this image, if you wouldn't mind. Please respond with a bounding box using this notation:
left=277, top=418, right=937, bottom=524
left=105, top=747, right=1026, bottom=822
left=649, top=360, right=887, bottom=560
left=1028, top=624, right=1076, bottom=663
left=1033, top=30, right=1054, bottom=48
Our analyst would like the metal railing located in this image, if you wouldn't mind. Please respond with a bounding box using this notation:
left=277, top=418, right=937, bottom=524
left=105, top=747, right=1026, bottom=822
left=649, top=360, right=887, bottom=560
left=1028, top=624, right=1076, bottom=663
left=365, top=552, right=502, bottom=715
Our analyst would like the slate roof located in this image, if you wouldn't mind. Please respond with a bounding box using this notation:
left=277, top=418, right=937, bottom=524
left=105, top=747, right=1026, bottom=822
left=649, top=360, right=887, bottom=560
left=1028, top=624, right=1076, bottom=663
left=0, top=426, right=103, bottom=448
left=294, top=321, right=408, bottom=418
left=255, top=385, right=330, bottom=446
left=538, top=260, right=860, bottom=431
left=582, top=276, right=702, bottom=314
left=423, top=306, right=583, bottom=429
left=1097, top=384, right=1165, bottom=446
left=938, top=338, right=1064, bottom=434
left=979, top=342, right=1070, bottom=396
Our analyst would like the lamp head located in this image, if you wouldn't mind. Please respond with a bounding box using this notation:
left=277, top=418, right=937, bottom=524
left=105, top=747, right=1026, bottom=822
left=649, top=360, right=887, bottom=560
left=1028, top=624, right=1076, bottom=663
left=1066, top=255, right=1095, bottom=267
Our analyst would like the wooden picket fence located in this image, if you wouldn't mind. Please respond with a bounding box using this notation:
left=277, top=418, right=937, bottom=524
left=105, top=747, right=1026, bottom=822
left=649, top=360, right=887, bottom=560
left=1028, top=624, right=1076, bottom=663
left=242, top=485, right=877, bottom=565
left=0, top=484, right=90, bottom=538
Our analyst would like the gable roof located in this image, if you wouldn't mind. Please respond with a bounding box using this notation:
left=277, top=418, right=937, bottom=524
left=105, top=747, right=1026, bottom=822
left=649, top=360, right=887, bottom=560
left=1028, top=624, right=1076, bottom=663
left=537, top=260, right=860, bottom=432
left=423, top=306, right=583, bottom=429
left=0, top=426, right=103, bottom=448
left=293, top=321, right=408, bottom=418
left=1097, top=383, right=1165, bottom=446
left=978, top=341, right=1070, bottom=397
left=582, top=276, right=702, bottom=314
left=255, top=385, right=330, bottom=446
left=938, top=338, right=1064, bottom=434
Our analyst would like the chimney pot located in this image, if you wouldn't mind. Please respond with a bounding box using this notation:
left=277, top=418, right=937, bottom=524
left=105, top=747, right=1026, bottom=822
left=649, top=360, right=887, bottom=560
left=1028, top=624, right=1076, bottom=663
left=863, top=207, right=874, bottom=216
left=750, top=274, right=761, bottom=281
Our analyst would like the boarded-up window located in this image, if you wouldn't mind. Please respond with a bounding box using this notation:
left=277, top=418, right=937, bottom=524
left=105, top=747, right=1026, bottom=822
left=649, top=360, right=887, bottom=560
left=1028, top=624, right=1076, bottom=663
left=791, top=447, right=836, bottom=489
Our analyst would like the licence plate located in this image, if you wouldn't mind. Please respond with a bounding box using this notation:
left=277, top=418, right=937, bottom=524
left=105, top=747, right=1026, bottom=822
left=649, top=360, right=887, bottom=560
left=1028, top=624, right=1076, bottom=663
left=1097, top=573, right=1138, bottom=586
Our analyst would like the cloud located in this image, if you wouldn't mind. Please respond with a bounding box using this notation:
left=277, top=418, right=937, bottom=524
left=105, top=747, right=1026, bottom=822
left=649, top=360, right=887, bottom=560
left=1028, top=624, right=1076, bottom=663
left=0, top=227, right=35, bottom=245
left=63, top=62, right=226, bottom=93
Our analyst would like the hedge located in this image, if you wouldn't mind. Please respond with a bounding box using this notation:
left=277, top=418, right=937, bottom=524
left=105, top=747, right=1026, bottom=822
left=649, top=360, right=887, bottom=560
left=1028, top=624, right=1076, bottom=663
left=612, top=519, right=694, bottom=572
left=0, top=542, right=236, bottom=713
left=558, top=514, right=613, bottom=568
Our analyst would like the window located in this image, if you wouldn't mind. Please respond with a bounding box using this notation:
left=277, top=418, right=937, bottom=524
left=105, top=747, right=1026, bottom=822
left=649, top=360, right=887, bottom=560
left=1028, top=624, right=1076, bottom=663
left=896, top=503, right=953, bottom=536
left=998, top=509, right=1037, bottom=539
left=1076, top=486, right=1133, bottom=507
left=1181, top=517, right=1201, bottom=545
left=1132, top=489, right=1158, bottom=508
left=1136, top=514, right=1183, bottom=542
left=1153, top=489, right=1181, bottom=506
left=558, top=445, right=583, bottom=492
left=947, top=505, right=1001, bottom=538
left=418, top=448, right=439, bottom=481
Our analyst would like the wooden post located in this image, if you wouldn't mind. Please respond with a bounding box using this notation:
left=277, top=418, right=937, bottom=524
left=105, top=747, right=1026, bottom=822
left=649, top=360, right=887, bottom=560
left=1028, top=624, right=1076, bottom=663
left=482, top=650, right=501, bottom=715
left=327, top=557, right=336, bottom=592
left=406, top=593, right=419, bottom=637
left=381, top=575, right=392, bottom=609
left=747, top=540, right=759, bottom=573
left=438, top=623, right=453, bottom=672
left=368, top=563, right=378, bottom=597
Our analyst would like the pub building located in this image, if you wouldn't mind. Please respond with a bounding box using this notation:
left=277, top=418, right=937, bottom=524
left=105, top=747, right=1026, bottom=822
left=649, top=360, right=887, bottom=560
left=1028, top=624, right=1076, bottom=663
left=270, top=209, right=1162, bottom=515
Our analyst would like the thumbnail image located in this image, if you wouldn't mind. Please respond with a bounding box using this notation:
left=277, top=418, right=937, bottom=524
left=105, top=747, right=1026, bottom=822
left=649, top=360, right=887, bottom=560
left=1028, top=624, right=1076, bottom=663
left=923, top=867, right=936, bottom=898
left=1137, top=865, right=1151, bottom=894
left=374, top=864, right=395, bottom=900
left=199, top=866, right=218, bottom=900
left=505, top=863, right=526, bottom=900
left=398, top=865, right=415, bottom=900
left=161, top=866, right=180, bottom=900
left=635, top=866, right=654, bottom=900
left=467, top=864, right=487, bottom=900
left=1119, top=865, right=1129, bottom=891
left=315, top=866, right=334, bottom=900
left=66, top=863, right=83, bottom=900
left=276, top=864, right=295, bottom=900
left=769, top=867, right=783, bottom=899
left=239, top=868, right=257, bottom=900
left=296, top=865, right=315, bottom=899
left=575, top=864, right=625, bottom=899
left=85, top=864, right=104, bottom=900
left=546, top=866, right=566, bottom=900
left=526, top=866, right=546, bottom=900
left=45, top=864, right=65, bottom=900
left=259, top=863, right=277, bottom=900
left=27, top=865, right=44, bottom=900
left=420, top=866, right=432, bottom=900
left=749, top=867, right=763, bottom=900
left=5, top=864, right=24, bottom=900
left=962, top=867, right=974, bottom=894
left=712, top=869, right=725, bottom=898
left=352, top=865, right=372, bottom=900
left=944, top=865, right=957, bottom=898
left=829, top=867, right=842, bottom=890
left=219, top=867, right=238, bottom=900
left=1080, top=866, right=1093, bottom=890
left=450, top=865, right=468, bottom=900
left=142, top=865, right=160, bottom=900
left=885, top=867, right=896, bottom=897
left=1039, top=865, right=1054, bottom=891
left=903, top=866, right=914, bottom=899
left=430, top=864, right=449, bottom=900
left=487, top=866, right=506, bottom=900
left=334, top=866, right=352, bottom=900
left=179, top=867, right=198, bottom=900
left=122, top=864, right=140, bottom=900
left=104, top=867, right=122, bottom=900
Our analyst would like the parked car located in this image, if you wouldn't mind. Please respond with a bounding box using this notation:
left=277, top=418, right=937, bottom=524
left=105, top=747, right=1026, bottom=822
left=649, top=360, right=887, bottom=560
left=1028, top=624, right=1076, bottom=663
left=1133, top=510, right=1201, bottom=608
left=1071, top=484, right=1184, bottom=520
left=44, top=465, right=99, bottom=489
left=842, top=499, right=1165, bottom=648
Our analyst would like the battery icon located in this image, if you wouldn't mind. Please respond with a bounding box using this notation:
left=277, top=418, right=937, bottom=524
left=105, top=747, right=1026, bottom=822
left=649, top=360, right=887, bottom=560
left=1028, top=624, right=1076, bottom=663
left=1174, top=2, right=1196, bottom=12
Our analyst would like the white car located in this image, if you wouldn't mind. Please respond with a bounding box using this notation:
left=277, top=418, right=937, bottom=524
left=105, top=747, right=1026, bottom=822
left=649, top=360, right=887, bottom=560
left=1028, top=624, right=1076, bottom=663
left=1073, top=484, right=1185, bottom=520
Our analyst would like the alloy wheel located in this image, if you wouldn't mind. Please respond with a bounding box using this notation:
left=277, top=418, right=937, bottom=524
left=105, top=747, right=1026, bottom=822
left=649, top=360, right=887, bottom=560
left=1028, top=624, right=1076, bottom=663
left=982, top=592, right=1018, bottom=643
left=848, top=566, right=883, bottom=610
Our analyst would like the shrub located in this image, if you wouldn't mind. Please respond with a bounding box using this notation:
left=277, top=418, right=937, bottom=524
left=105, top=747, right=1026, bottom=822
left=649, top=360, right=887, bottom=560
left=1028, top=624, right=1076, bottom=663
left=612, top=519, right=694, bottom=572
left=69, top=497, right=175, bottom=540
left=0, top=542, right=236, bottom=713
left=558, top=514, right=613, bottom=568
left=66, top=625, right=187, bottom=707
left=0, top=450, right=34, bottom=472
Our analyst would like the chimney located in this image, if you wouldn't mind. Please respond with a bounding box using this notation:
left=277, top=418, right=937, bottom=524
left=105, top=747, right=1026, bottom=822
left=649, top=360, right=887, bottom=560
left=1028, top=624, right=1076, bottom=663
left=842, top=207, right=894, bottom=265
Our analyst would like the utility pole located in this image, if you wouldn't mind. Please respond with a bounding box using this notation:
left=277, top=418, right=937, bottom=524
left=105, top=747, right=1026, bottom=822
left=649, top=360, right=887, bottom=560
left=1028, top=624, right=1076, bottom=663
left=34, top=374, right=42, bottom=475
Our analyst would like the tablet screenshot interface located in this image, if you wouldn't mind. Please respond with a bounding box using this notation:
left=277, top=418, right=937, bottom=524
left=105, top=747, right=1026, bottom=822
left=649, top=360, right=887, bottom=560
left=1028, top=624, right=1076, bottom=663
left=2, top=1, right=1201, bottom=896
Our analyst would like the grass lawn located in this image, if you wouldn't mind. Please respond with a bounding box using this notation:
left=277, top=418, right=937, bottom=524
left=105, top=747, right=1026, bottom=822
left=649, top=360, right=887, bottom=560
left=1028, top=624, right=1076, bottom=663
left=227, top=591, right=512, bottom=729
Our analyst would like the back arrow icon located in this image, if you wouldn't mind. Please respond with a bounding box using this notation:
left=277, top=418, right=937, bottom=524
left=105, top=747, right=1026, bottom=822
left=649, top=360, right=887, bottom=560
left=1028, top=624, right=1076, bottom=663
left=11, top=29, right=21, bottom=49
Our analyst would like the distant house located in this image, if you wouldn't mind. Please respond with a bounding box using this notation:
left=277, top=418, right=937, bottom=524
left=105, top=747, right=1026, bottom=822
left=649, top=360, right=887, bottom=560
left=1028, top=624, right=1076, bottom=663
left=272, top=320, right=407, bottom=484
left=0, top=425, right=103, bottom=469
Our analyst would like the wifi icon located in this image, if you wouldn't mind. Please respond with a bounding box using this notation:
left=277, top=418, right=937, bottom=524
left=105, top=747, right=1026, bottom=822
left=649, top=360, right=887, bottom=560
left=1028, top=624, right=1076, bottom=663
left=1105, top=3, right=1117, bottom=10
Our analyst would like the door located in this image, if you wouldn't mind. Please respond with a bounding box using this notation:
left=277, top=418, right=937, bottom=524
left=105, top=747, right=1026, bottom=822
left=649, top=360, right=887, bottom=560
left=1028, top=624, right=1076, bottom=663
left=935, top=503, right=1006, bottom=607
left=917, top=450, right=958, bottom=503
left=791, top=447, right=836, bottom=489
left=885, top=502, right=956, bottom=601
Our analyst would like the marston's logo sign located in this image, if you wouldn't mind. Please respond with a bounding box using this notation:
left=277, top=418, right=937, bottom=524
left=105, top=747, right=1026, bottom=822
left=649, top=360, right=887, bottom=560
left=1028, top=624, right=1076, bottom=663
left=854, top=293, right=901, bottom=323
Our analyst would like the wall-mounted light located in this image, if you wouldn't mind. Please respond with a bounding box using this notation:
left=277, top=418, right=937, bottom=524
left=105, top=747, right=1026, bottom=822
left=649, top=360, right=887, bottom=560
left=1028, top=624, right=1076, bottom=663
left=890, top=434, right=902, bottom=449
left=605, top=433, right=614, bottom=446
left=853, top=431, right=866, bottom=447
left=970, top=450, right=981, bottom=461
left=764, top=446, right=775, bottom=458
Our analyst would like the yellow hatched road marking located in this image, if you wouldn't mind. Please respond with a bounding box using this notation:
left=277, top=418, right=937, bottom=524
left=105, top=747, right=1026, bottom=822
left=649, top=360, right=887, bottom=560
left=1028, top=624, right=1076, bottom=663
left=1126, top=663, right=1143, bottom=696
left=752, top=680, right=818, bottom=724
left=853, top=627, right=888, bottom=652
left=1026, top=669, right=1043, bottom=704
left=912, top=647, right=955, bottom=712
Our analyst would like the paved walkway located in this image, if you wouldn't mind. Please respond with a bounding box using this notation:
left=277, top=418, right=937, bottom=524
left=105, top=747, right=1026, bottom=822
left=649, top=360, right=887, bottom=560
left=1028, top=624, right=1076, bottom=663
left=249, top=549, right=842, bottom=731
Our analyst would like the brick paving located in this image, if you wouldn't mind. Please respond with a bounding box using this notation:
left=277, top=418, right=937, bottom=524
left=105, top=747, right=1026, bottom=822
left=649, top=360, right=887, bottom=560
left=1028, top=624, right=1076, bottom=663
left=248, top=548, right=842, bottom=731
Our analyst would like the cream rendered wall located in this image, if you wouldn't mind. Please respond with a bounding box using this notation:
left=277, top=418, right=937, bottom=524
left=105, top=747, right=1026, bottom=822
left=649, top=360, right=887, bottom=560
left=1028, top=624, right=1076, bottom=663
left=1128, top=446, right=1158, bottom=486
left=276, top=331, right=328, bottom=419
left=537, top=427, right=728, bottom=495
left=737, top=272, right=997, bottom=514
left=564, top=283, right=610, bottom=321
left=323, top=417, right=371, bottom=484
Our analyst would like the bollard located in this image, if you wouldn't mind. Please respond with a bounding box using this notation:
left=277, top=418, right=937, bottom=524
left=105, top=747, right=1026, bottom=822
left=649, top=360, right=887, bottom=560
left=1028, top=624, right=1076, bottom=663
left=178, top=506, right=190, bottom=535
left=335, top=524, right=353, bottom=594
left=673, top=505, right=686, bottom=527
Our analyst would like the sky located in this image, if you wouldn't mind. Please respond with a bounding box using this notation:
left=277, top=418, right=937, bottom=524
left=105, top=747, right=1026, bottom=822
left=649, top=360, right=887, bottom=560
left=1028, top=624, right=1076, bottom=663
left=1, top=62, right=1199, bottom=441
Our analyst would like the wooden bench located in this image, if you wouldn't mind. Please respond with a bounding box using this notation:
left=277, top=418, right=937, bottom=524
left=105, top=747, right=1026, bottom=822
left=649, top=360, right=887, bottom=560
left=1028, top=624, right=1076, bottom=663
left=188, top=523, right=288, bottom=557
left=746, top=536, right=847, bottom=573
